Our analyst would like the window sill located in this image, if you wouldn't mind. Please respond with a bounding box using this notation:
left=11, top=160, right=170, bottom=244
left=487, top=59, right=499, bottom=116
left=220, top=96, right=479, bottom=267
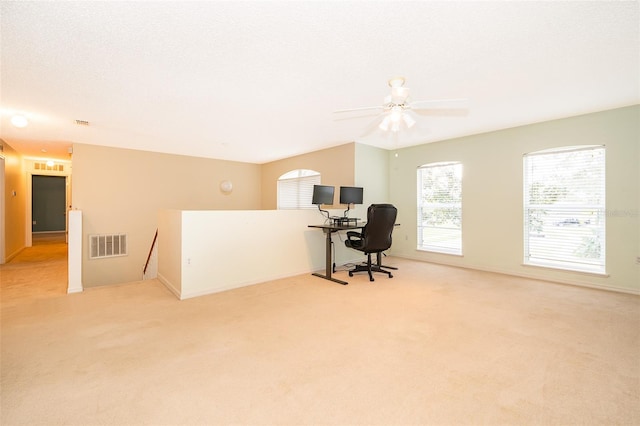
left=522, top=262, right=609, bottom=278
left=417, top=247, right=463, bottom=256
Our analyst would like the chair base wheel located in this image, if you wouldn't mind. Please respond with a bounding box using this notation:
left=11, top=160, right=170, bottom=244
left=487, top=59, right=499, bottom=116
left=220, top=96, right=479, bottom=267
left=346, top=262, right=395, bottom=281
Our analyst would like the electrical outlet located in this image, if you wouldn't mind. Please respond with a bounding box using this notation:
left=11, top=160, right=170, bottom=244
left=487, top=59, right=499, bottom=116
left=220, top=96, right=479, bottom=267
left=636, top=256, right=640, bottom=264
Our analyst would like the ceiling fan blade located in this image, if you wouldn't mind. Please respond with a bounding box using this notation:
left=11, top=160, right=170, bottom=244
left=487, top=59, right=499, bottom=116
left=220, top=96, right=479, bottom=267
left=336, top=78, right=469, bottom=139
left=409, top=98, right=468, bottom=110
left=333, top=106, right=384, bottom=114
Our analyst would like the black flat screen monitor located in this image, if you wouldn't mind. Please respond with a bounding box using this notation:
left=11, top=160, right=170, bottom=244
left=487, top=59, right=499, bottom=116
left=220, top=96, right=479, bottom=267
left=311, top=185, right=334, bottom=205
left=339, top=186, right=364, bottom=205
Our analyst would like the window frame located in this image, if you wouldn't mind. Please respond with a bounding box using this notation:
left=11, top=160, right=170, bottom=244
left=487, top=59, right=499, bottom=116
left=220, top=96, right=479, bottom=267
left=523, top=145, right=606, bottom=274
left=277, top=169, right=321, bottom=210
left=417, top=161, right=463, bottom=255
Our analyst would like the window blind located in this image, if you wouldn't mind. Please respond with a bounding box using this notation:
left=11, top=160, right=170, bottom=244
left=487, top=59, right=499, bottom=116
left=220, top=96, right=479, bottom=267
left=277, top=173, right=320, bottom=209
left=417, top=162, right=463, bottom=254
left=523, top=145, right=605, bottom=273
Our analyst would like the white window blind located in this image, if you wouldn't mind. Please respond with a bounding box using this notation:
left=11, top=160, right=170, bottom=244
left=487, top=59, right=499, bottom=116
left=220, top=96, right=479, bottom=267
left=277, top=169, right=321, bottom=209
left=523, top=145, right=605, bottom=273
left=417, top=162, right=463, bottom=254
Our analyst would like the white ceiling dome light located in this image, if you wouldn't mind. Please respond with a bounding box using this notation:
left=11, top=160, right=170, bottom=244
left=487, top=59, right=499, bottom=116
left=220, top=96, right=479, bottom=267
left=11, top=114, right=29, bottom=128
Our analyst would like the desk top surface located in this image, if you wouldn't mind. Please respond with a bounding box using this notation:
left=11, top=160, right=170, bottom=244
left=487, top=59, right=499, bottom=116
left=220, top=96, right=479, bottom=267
left=309, top=222, right=400, bottom=231
left=308, top=223, right=364, bottom=231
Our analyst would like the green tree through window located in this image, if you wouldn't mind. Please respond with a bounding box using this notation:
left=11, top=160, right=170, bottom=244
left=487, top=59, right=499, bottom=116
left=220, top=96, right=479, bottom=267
left=523, top=146, right=605, bottom=273
left=417, top=162, right=463, bottom=254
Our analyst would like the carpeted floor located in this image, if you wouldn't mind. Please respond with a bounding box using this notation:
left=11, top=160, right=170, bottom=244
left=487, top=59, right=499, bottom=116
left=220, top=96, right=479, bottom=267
left=0, top=234, right=68, bottom=307
left=1, top=242, right=639, bottom=425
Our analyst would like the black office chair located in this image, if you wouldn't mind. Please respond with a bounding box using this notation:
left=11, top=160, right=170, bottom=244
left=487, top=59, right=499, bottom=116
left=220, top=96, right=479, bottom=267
left=345, top=203, right=397, bottom=281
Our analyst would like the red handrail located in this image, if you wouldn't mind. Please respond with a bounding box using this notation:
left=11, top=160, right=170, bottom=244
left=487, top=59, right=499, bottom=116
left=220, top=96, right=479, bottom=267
left=143, top=229, right=158, bottom=275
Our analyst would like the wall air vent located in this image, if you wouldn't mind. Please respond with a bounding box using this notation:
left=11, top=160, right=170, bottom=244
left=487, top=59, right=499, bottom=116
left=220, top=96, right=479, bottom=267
left=75, top=119, right=90, bottom=126
left=89, top=234, right=128, bottom=259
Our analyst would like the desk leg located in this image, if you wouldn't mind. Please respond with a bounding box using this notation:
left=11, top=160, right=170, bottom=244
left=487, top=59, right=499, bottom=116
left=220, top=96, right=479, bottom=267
left=312, top=229, right=348, bottom=285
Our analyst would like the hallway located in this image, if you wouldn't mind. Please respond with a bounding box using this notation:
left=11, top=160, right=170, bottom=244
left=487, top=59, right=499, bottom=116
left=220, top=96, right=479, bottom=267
left=1, top=233, right=68, bottom=307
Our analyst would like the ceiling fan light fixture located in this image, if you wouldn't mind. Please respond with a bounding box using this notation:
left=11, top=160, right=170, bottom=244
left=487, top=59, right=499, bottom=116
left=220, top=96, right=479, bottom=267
left=403, top=113, right=416, bottom=129
left=391, top=86, right=409, bottom=103
left=388, top=77, right=405, bottom=88
left=379, top=115, right=391, bottom=131
left=337, top=77, right=467, bottom=137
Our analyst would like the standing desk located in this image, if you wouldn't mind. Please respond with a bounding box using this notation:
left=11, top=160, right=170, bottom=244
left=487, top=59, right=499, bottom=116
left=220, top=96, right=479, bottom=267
left=308, top=222, right=363, bottom=285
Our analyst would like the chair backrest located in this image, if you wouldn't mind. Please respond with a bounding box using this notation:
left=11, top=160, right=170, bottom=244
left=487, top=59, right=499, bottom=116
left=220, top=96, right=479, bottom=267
left=361, top=204, right=397, bottom=253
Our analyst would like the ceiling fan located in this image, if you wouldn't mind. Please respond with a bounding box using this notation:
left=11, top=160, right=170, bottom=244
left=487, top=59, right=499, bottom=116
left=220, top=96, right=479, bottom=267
left=334, top=77, right=467, bottom=134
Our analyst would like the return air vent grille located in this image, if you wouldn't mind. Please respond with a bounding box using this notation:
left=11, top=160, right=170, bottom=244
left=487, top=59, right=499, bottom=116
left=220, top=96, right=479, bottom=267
left=89, top=234, right=128, bottom=259
left=34, top=162, right=64, bottom=172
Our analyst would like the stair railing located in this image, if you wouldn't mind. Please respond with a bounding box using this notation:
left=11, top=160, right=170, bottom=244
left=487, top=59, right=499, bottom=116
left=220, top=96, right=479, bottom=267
left=143, top=229, right=158, bottom=276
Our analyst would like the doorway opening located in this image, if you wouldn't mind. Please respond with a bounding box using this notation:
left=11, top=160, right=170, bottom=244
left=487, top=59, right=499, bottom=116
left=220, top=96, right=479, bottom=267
left=32, top=175, right=67, bottom=244
left=31, top=175, right=67, bottom=234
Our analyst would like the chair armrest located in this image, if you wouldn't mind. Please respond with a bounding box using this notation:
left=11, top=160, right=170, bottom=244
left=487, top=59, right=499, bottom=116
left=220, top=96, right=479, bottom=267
left=346, top=231, right=362, bottom=241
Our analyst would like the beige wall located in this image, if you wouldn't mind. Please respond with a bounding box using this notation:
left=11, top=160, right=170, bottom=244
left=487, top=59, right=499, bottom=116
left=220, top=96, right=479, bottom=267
left=72, top=144, right=262, bottom=287
left=389, top=105, right=640, bottom=293
left=260, top=143, right=355, bottom=210
left=1, top=140, right=27, bottom=262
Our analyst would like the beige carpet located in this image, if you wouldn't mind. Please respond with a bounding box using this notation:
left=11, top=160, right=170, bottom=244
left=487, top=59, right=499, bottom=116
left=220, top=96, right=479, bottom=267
left=1, top=242, right=639, bottom=425
left=0, top=234, right=68, bottom=306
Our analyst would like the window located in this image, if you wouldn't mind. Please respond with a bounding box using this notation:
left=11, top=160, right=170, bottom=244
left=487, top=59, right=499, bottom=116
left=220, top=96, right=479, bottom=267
left=417, top=162, right=463, bottom=254
left=523, top=145, right=605, bottom=274
left=277, top=169, right=321, bottom=209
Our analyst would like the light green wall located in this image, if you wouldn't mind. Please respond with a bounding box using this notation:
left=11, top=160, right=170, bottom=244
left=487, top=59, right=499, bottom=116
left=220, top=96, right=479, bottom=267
left=352, top=143, right=391, bottom=219
left=388, top=105, right=639, bottom=293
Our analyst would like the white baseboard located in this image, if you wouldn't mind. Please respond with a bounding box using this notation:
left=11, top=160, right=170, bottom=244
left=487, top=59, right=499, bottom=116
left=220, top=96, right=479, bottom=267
left=394, top=254, right=640, bottom=296
left=157, top=273, right=181, bottom=299
left=179, top=267, right=316, bottom=300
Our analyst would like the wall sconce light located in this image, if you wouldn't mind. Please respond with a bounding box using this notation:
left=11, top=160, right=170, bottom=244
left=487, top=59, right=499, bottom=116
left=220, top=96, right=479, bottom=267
left=220, top=180, right=233, bottom=194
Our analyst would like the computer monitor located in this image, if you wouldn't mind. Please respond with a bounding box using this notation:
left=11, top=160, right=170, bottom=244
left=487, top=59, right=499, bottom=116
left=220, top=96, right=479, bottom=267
left=339, top=186, right=363, bottom=205
left=312, top=185, right=334, bottom=219
left=340, top=186, right=363, bottom=217
left=312, top=185, right=334, bottom=205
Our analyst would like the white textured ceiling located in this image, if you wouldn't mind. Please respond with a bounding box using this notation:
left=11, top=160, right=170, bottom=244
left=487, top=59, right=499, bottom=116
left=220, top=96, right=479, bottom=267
left=1, top=1, right=638, bottom=164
